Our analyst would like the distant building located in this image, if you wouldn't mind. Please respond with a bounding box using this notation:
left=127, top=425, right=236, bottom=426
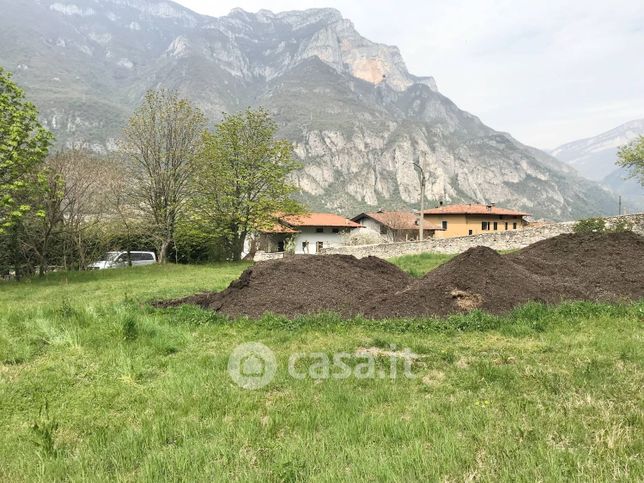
left=249, top=213, right=363, bottom=257
left=351, top=210, right=442, bottom=241
left=420, top=203, right=529, bottom=238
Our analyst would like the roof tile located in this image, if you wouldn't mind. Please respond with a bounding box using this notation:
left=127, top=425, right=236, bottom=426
left=420, top=204, right=529, bottom=216
left=280, top=213, right=363, bottom=228
left=354, top=211, right=443, bottom=231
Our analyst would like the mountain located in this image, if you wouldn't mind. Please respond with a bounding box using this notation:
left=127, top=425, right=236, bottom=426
left=550, top=119, right=644, bottom=181
left=0, top=0, right=619, bottom=220
left=550, top=120, right=644, bottom=212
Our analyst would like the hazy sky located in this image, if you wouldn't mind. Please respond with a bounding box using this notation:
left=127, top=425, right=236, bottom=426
left=175, top=0, right=644, bottom=149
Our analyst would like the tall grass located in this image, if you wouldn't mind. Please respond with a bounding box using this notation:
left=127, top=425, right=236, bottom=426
left=0, top=260, right=642, bottom=481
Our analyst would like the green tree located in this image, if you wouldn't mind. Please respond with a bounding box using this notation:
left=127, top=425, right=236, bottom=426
left=192, top=108, right=303, bottom=261
left=0, top=68, right=52, bottom=233
left=617, top=135, right=644, bottom=185
left=120, top=90, right=206, bottom=263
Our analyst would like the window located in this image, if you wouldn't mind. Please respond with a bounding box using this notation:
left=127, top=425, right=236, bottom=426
left=316, top=241, right=324, bottom=253
left=468, top=229, right=473, bottom=235
left=493, top=222, right=498, bottom=231
left=380, top=224, right=388, bottom=235
left=513, top=222, right=517, bottom=230
left=482, top=221, right=489, bottom=231
left=277, top=241, right=285, bottom=252
left=316, top=227, right=324, bottom=233
left=442, top=220, right=448, bottom=230
left=140, top=253, right=154, bottom=261
left=332, top=228, right=339, bottom=234
left=505, top=222, right=508, bottom=230
left=302, top=241, right=309, bottom=252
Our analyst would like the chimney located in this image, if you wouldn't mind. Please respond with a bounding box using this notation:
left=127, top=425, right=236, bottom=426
left=377, top=208, right=384, bottom=213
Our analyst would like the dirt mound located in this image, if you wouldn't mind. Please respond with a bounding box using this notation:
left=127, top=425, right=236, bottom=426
left=508, top=231, right=644, bottom=300
left=158, top=232, right=644, bottom=319
left=157, top=255, right=412, bottom=318
left=365, top=246, right=586, bottom=318
left=369, top=232, right=644, bottom=318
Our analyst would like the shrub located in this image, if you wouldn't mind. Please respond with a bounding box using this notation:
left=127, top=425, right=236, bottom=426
left=607, top=219, right=634, bottom=233
left=573, top=217, right=606, bottom=234
left=173, top=222, right=229, bottom=263
left=573, top=217, right=633, bottom=234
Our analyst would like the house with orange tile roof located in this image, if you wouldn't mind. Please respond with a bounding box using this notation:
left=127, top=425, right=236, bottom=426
left=248, top=213, right=363, bottom=256
left=420, top=202, right=529, bottom=238
left=351, top=210, right=443, bottom=241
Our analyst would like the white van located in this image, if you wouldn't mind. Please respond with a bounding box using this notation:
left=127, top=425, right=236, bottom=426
left=88, top=251, right=157, bottom=269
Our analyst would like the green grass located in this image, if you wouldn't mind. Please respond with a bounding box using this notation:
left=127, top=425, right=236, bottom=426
left=0, top=260, right=642, bottom=481
left=389, top=252, right=454, bottom=277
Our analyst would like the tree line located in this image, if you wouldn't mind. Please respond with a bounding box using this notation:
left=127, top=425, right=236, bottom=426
left=0, top=68, right=302, bottom=278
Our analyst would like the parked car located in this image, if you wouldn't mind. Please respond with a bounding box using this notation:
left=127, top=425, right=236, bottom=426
left=88, top=251, right=157, bottom=269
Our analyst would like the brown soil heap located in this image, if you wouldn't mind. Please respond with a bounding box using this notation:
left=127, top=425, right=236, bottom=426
left=161, top=254, right=412, bottom=318
left=158, top=232, right=644, bottom=319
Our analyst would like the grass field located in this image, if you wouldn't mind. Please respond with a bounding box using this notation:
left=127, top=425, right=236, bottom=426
left=0, top=259, right=642, bottom=481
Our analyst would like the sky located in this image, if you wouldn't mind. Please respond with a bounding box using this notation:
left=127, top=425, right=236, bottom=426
left=174, top=0, right=644, bottom=149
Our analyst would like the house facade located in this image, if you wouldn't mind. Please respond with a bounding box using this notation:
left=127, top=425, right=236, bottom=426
left=351, top=210, right=442, bottom=241
left=250, top=213, right=363, bottom=256
left=421, top=203, right=529, bottom=239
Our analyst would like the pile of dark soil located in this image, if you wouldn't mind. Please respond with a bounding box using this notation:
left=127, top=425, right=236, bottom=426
left=368, top=231, right=644, bottom=318
left=157, top=255, right=412, bottom=318
left=508, top=231, right=643, bottom=300
left=363, top=246, right=580, bottom=318
left=158, top=232, right=644, bottom=319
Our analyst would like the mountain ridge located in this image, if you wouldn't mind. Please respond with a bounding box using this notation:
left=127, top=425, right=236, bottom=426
left=550, top=119, right=644, bottom=212
left=0, top=0, right=618, bottom=220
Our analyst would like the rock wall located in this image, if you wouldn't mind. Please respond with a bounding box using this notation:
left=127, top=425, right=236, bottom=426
left=252, top=251, right=287, bottom=262
left=320, top=214, right=644, bottom=259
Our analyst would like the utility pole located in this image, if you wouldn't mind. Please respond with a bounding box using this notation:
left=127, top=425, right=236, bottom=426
left=618, top=195, right=622, bottom=216
left=413, top=162, right=426, bottom=241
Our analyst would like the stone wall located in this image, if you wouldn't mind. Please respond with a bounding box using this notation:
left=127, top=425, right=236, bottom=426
left=253, top=251, right=285, bottom=262
left=320, top=214, right=644, bottom=259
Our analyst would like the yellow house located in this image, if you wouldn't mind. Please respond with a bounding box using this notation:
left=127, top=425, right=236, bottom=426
left=420, top=203, right=529, bottom=239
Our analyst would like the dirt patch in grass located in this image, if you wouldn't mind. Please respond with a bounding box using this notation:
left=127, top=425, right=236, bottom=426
left=157, top=232, right=644, bottom=319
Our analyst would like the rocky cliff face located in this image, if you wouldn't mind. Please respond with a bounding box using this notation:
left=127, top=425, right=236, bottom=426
left=0, top=0, right=618, bottom=219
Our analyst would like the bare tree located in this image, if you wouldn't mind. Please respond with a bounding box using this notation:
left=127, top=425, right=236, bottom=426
left=20, top=148, right=111, bottom=273
left=120, top=90, right=206, bottom=263
left=57, top=149, right=111, bottom=269
left=103, top=157, right=144, bottom=266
